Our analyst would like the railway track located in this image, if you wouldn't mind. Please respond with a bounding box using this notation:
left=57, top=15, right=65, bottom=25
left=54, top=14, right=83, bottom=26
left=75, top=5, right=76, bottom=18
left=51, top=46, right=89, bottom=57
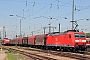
left=3, top=46, right=57, bottom=60
left=3, top=46, right=90, bottom=60
left=18, top=47, right=90, bottom=60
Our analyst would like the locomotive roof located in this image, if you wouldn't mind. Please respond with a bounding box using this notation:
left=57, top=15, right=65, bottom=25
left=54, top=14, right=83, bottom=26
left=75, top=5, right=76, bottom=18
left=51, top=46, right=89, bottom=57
left=49, top=32, right=60, bottom=34
left=64, top=30, right=79, bottom=33
left=49, top=30, right=80, bottom=34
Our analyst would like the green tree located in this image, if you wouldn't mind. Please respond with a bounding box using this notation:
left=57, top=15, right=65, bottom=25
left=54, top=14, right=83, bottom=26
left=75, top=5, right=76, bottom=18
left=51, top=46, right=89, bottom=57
left=86, top=33, right=90, bottom=38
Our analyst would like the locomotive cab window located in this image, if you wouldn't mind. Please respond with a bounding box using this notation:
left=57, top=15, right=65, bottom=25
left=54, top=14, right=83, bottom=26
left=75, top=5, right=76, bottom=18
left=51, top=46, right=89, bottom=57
left=80, top=34, right=85, bottom=38
left=74, top=34, right=79, bottom=38
left=74, top=34, right=85, bottom=38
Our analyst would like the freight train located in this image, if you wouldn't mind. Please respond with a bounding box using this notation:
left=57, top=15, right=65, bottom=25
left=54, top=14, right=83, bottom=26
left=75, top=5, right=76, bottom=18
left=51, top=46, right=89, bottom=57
left=2, top=30, right=87, bottom=52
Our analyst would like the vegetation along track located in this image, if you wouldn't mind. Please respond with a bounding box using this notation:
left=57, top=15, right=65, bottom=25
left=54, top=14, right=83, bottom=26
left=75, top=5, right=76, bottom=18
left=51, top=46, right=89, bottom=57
left=2, top=46, right=57, bottom=60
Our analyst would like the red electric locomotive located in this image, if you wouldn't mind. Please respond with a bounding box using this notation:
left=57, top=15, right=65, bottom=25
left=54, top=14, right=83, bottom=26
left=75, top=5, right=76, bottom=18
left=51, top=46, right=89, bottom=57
left=47, top=30, right=86, bottom=51
left=3, top=38, right=10, bottom=45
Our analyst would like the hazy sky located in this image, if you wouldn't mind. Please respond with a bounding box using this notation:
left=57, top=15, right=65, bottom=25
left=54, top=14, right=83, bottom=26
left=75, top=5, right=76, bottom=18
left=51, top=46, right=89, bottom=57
left=0, top=0, right=90, bottom=39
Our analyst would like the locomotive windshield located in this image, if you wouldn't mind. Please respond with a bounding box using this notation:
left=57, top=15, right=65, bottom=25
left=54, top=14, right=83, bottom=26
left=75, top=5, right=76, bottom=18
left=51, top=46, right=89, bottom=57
left=74, top=34, right=85, bottom=38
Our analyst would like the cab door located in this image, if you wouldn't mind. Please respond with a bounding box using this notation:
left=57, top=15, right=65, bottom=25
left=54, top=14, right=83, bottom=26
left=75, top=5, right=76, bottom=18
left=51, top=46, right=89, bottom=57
left=67, top=34, right=72, bottom=46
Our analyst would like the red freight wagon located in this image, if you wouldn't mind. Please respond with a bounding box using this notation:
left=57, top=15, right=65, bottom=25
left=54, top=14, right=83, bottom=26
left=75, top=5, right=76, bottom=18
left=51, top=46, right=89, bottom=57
left=28, top=36, right=36, bottom=45
left=3, top=38, right=10, bottom=45
left=17, top=37, right=23, bottom=45
left=10, top=39, right=13, bottom=45
left=35, top=34, right=48, bottom=46
left=22, top=37, right=28, bottom=45
left=10, top=38, right=18, bottom=45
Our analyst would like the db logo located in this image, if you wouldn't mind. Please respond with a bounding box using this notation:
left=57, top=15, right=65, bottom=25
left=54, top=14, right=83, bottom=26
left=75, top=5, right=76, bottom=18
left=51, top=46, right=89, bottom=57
left=79, top=39, right=82, bottom=42
left=56, top=38, right=58, bottom=41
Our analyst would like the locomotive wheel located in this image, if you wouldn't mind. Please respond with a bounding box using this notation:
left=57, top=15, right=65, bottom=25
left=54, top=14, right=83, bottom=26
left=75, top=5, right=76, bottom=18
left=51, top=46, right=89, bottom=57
left=86, top=47, right=90, bottom=52
left=72, top=49, right=77, bottom=53
left=60, top=49, right=64, bottom=52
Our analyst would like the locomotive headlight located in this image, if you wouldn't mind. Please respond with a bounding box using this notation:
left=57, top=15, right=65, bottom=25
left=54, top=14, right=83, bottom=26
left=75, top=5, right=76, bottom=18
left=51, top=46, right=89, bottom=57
left=75, top=40, right=79, bottom=42
left=6, top=40, right=9, bottom=41
left=75, top=40, right=86, bottom=42
left=82, top=40, right=86, bottom=42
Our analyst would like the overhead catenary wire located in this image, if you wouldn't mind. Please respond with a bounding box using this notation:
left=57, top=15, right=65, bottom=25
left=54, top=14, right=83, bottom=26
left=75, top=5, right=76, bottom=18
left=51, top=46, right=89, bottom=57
left=24, top=0, right=73, bottom=23
left=25, top=0, right=73, bottom=19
